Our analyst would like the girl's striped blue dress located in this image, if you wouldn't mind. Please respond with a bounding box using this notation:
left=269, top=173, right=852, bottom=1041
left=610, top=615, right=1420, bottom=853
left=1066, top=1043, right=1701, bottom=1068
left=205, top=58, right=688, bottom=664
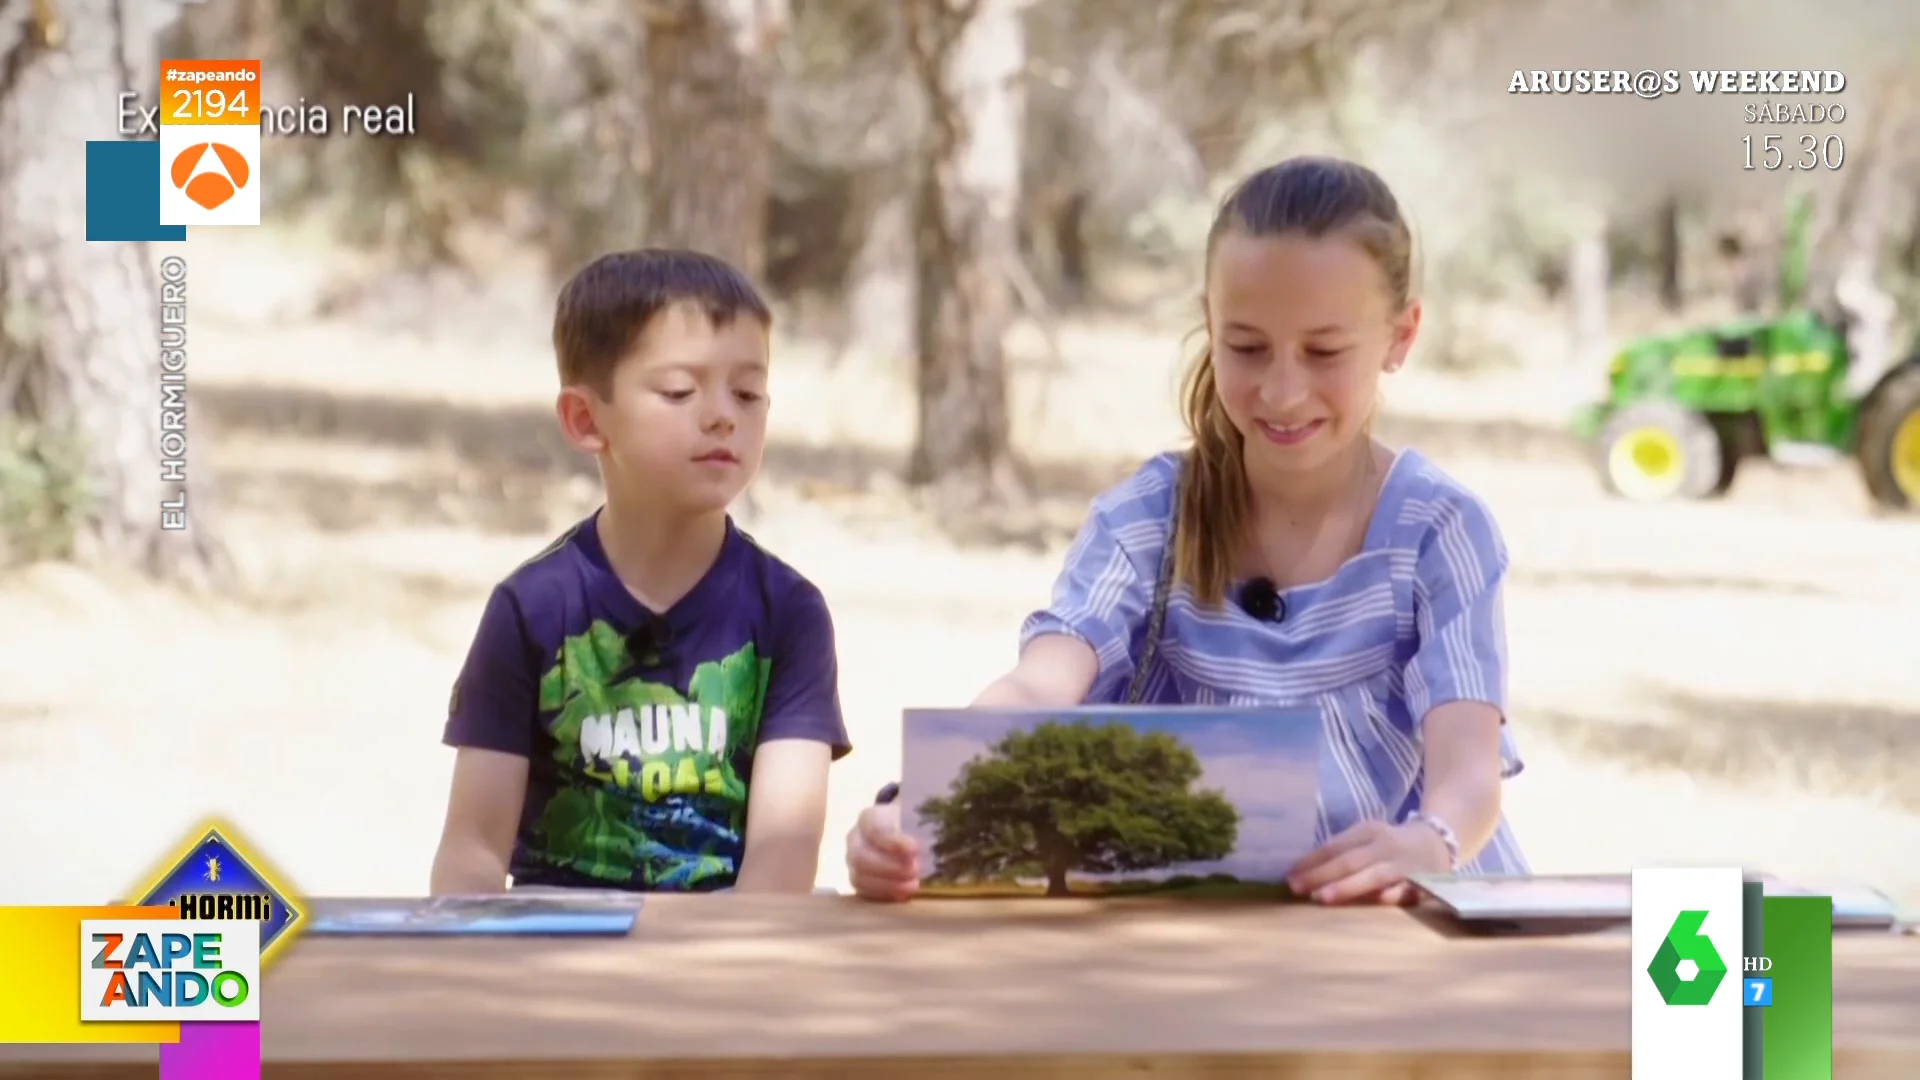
left=1020, top=449, right=1530, bottom=874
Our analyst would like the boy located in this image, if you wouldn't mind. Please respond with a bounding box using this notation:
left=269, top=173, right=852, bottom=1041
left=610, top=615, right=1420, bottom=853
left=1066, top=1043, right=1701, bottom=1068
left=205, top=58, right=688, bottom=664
left=430, top=249, right=851, bottom=895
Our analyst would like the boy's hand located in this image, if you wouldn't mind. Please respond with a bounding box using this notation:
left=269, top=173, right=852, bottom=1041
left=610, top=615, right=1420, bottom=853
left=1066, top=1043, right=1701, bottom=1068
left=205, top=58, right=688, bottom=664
left=846, top=803, right=921, bottom=902
left=1286, top=820, right=1451, bottom=906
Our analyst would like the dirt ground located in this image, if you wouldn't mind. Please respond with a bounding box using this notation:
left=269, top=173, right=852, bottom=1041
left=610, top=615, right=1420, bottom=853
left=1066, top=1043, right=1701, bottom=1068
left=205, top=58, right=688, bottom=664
left=2, top=230, right=1917, bottom=912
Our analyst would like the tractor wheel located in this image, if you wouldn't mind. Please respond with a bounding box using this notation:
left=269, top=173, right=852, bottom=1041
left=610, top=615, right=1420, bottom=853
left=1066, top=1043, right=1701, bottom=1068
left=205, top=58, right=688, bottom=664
left=1597, top=402, right=1734, bottom=502
left=1857, top=362, right=1920, bottom=511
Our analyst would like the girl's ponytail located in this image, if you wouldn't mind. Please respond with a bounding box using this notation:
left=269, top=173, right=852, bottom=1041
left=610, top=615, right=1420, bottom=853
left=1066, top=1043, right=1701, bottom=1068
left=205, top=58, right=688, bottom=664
left=1173, top=343, right=1248, bottom=608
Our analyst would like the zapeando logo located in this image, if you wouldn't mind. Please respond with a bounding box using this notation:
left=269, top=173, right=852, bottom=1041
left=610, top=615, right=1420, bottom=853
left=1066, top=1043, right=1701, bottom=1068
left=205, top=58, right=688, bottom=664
left=168, top=142, right=250, bottom=210
left=1647, top=909, right=1729, bottom=1005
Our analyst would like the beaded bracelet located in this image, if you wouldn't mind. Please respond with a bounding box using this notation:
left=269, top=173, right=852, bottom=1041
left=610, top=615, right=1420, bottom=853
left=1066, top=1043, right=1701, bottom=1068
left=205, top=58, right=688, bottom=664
left=1405, top=810, right=1461, bottom=871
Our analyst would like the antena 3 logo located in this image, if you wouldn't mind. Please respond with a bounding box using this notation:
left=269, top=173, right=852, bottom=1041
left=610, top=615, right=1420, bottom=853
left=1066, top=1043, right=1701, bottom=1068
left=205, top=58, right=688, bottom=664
left=169, top=142, right=250, bottom=210
left=156, top=117, right=260, bottom=227
left=79, top=920, right=261, bottom=1021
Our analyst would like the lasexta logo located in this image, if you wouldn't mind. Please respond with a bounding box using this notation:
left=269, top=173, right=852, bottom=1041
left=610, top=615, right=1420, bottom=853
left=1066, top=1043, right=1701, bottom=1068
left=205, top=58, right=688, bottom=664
left=168, top=142, right=250, bottom=210
left=1646, top=909, right=1728, bottom=1005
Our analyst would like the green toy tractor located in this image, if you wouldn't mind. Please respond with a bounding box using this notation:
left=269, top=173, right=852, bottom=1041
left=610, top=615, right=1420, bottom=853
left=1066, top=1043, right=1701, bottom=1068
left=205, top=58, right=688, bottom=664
left=1572, top=197, right=1920, bottom=511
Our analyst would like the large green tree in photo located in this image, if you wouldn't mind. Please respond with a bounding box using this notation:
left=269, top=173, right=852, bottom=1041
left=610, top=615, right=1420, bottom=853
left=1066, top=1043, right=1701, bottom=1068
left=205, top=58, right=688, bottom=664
left=918, top=719, right=1239, bottom=896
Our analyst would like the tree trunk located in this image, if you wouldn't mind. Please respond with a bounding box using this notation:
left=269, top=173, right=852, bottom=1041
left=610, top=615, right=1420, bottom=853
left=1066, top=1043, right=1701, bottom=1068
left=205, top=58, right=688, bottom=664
left=0, top=0, right=220, bottom=579
left=844, top=166, right=916, bottom=366
left=1051, top=189, right=1090, bottom=308
left=1903, top=211, right=1920, bottom=280
left=1731, top=217, right=1774, bottom=314
left=170, top=0, right=267, bottom=67
left=1567, top=208, right=1609, bottom=371
left=270, top=0, right=472, bottom=264
left=904, top=0, right=1022, bottom=495
left=1826, top=82, right=1910, bottom=397
left=1044, top=860, right=1070, bottom=897
left=640, top=0, right=782, bottom=280
left=1655, top=196, right=1683, bottom=312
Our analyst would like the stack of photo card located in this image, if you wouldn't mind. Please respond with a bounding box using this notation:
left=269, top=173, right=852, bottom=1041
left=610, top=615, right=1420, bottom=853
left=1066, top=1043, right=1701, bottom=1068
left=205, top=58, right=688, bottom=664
left=1409, top=873, right=1902, bottom=930
left=306, top=894, right=644, bottom=936
left=899, top=706, right=1326, bottom=900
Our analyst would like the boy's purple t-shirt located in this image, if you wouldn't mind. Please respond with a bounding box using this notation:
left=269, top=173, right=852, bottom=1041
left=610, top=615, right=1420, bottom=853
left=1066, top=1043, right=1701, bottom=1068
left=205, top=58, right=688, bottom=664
left=443, top=514, right=850, bottom=891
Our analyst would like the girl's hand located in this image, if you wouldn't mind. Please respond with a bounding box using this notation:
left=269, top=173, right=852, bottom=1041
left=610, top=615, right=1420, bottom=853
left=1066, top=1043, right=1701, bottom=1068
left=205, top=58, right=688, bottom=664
left=1286, top=820, right=1452, bottom=905
left=845, top=802, right=921, bottom=902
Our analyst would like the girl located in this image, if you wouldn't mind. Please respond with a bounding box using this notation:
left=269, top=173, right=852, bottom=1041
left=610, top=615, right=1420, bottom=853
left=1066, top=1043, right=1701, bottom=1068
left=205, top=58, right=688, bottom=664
left=848, top=155, right=1529, bottom=905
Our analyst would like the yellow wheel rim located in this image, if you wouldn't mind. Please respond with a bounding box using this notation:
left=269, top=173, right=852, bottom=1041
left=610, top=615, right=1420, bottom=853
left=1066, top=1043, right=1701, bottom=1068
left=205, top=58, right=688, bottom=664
left=1608, top=427, right=1686, bottom=500
left=1892, top=410, right=1920, bottom=502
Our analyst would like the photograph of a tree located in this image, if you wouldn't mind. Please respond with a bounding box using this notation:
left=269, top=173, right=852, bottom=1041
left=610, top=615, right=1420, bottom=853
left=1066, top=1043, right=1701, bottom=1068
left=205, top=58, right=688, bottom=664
left=916, top=719, right=1240, bottom=896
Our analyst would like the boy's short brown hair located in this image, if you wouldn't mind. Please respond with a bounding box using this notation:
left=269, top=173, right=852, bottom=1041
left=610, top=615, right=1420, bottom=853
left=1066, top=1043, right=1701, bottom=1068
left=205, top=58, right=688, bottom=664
left=552, top=249, right=772, bottom=395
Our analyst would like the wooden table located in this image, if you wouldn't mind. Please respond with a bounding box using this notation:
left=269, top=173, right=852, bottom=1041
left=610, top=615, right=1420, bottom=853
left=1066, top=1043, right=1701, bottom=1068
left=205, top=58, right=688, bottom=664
left=3, top=896, right=1916, bottom=1078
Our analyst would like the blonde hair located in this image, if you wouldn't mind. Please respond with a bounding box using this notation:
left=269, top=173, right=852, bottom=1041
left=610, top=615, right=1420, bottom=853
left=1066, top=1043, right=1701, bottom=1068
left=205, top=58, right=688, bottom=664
left=1173, top=156, right=1415, bottom=607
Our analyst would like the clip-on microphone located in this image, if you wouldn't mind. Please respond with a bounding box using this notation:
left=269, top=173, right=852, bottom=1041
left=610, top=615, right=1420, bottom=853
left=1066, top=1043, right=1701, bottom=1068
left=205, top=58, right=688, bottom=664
left=1237, top=577, right=1285, bottom=623
left=626, top=616, right=675, bottom=668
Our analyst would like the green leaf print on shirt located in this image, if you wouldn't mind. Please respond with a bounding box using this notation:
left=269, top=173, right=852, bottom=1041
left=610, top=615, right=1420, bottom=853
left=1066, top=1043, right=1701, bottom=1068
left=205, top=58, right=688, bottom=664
left=538, top=619, right=629, bottom=717
left=688, top=643, right=771, bottom=808
left=536, top=786, right=646, bottom=882
left=532, top=623, right=773, bottom=881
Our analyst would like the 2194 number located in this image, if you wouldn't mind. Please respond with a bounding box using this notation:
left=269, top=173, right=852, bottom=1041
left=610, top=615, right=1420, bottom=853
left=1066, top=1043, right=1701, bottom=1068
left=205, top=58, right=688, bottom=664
left=1744, top=133, right=1843, bottom=171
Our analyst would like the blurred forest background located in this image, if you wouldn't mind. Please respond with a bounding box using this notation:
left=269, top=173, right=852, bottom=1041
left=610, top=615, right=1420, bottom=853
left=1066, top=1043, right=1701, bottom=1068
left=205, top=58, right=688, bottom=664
left=3, top=0, right=1920, bottom=906
left=3, top=0, right=1919, bottom=569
